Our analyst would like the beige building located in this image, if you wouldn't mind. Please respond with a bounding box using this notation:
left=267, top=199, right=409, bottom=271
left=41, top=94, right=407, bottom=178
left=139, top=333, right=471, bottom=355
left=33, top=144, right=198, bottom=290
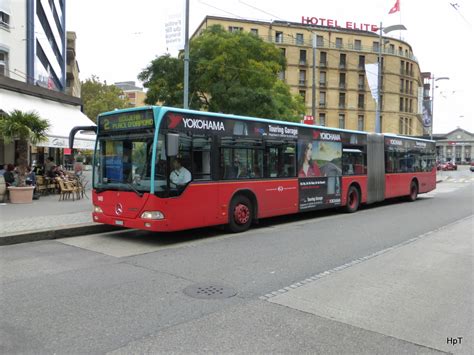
left=66, top=31, right=81, bottom=98
left=194, top=16, right=425, bottom=136
left=114, top=81, right=147, bottom=107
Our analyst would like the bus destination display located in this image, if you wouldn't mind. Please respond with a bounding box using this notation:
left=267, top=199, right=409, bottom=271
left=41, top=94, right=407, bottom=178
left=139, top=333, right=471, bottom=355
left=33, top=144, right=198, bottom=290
left=100, top=110, right=154, bottom=131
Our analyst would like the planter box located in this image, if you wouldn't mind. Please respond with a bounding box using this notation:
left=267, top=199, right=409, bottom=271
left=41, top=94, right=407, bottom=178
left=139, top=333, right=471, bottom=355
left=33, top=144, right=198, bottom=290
left=8, top=186, right=35, bottom=204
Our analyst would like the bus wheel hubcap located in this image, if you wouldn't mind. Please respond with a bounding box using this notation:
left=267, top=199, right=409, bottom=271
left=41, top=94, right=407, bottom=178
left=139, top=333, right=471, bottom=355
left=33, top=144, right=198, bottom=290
left=234, top=204, right=250, bottom=225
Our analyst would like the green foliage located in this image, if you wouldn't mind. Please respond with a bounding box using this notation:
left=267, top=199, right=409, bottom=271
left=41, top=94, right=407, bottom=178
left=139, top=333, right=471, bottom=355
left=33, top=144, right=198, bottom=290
left=139, top=25, right=305, bottom=121
left=0, top=110, right=50, bottom=186
left=81, top=75, right=130, bottom=123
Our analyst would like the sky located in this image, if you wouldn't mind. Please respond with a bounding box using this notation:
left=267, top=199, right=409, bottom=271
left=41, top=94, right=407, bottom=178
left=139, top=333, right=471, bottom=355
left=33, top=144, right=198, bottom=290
left=66, top=0, right=473, bottom=134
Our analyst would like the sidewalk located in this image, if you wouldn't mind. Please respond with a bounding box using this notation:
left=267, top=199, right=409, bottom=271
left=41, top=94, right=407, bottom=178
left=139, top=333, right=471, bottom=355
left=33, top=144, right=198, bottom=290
left=0, top=171, right=118, bottom=245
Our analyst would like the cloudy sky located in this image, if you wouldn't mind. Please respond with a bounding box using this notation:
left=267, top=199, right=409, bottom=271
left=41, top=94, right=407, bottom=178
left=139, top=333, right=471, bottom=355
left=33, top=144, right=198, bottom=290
left=66, top=0, right=473, bottom=133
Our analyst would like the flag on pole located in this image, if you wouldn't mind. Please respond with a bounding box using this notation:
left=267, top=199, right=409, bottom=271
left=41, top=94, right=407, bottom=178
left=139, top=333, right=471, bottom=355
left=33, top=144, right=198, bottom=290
left=388, top=0, right=400, bottom=14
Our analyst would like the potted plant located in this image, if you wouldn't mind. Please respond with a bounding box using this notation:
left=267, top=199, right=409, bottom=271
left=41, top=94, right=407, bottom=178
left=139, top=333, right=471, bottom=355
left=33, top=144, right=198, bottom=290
left=0, top=110, right=49, bottom=203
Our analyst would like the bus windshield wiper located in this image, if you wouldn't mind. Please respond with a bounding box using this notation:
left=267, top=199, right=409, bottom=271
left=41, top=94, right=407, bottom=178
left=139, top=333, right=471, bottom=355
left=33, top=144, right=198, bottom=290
left=102, top=178, right=144, bottom=197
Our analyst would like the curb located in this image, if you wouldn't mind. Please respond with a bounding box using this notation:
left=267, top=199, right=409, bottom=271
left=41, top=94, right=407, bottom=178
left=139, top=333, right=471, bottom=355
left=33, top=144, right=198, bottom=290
left=0, top=223, right=122, bottom=246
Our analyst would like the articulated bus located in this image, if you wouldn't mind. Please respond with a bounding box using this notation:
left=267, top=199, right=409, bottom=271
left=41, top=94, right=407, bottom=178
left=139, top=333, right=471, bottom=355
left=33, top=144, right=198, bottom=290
left=70, top=106, right=436, bottom=233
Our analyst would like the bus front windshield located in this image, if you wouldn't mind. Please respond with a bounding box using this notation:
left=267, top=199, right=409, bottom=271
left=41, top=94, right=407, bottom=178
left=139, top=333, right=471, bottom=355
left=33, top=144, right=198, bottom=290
left=94, top=130, right=158, bottom=194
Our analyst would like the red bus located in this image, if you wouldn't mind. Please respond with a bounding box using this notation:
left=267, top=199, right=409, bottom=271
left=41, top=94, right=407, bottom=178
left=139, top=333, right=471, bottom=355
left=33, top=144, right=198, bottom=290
left=70, top=106, right=436, bottom=233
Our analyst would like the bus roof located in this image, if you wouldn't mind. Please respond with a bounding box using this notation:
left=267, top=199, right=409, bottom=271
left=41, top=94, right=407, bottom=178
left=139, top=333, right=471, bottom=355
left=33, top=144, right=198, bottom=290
left=98, top=105, right=434, bottom=143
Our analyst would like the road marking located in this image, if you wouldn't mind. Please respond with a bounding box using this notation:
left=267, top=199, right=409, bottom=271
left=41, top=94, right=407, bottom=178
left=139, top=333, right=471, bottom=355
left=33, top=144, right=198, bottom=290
left=259, top=215, right=473, bottom=301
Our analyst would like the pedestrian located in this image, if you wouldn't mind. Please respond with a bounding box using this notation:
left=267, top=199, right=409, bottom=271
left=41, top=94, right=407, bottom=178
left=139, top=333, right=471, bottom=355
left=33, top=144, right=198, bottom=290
left=0, top=164, right=6, bottom=176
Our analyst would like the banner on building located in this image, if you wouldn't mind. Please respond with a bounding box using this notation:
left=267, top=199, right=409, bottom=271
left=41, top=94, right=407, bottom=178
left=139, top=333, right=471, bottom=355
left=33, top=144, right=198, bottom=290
left=365, top=63, right=379, bottom=102
left=422, top=100, right=433, bottom=128
left=417, top=87, right=424, bottom=114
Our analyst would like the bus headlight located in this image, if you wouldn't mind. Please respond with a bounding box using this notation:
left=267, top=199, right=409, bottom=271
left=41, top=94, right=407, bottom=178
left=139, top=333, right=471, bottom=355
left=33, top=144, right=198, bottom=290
left=141, top=211, right=165, bottom=220
left=93, top=205, right=103, bottom=213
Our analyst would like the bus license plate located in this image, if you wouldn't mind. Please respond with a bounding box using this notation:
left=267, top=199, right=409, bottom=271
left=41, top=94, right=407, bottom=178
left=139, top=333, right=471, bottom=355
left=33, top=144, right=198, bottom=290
left=115, top=220, right=124, bottom=226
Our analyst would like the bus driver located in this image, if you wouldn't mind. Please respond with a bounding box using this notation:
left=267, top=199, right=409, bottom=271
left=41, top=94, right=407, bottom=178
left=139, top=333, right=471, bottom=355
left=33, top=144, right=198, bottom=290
left=170, top=158, right=192, bottom=187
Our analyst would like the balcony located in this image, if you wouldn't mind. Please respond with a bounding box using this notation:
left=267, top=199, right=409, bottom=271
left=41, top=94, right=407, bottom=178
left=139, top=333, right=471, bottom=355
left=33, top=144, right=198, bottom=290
left=319, top=81, right=326, bottom=87
left=319, top=61, right=327, bottom=68
left=298, top=80, right=306, bottom=86
left=358, top=84, right=365, bottom=90
left=299, top=60, right=307, bottom=66
left=339, top=63, right=347, bottom=70
left=319, top=102, right=326, bottom=108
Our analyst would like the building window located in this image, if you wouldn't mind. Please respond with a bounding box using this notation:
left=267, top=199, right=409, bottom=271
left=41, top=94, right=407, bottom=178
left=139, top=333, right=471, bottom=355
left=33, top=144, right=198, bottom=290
left=319, top=92, right=326, bottom=107
left=278, top=70, right=285, bottom=80
left=299, top=50, right=307, bottom=65
left=405, top=98, right=409, bottom=113
left=399, top=98, right=404, bottom=112
left=389, top=44, right=395, bottom=54
left=336, top=37, right=343, bottom=48
left=339, top=114, right=345, bottom=129
left=398, top=46, right=403, bottom=55
left=319, top=113, right=326, bottom=126
left=299, top=70, right=306, bottom=85
left=320, top=51, right=327, bottom=67
left=399, top=117, right=404, bottom=134
left=405, top=80, right=409, bottom=93
left=0, top=11, right=10, bottom=29
left=358, top=74, right=365, bottom=90
left=400, top=60, right=405, bottom=74
left=354, top=39, right=362, bottom=50
left=373, top=41, right=380, bottom=52
left=250, top=28, right=258, bottom=36
left=275, top=31, right=283, bottom=43
left=339, top=53, right=346, bottom=68
left=339, top=93, right=346, bottom=108
left=319, top=71, right=326, bottom=86
left=358, top=55, right=365, bottom=69
left=400, top=79, right=404, bottom=93
left=358, top=115, right=364, bottom=131
left=0, top=51, right=7, bottom=76
left=316, top=35, right=324, bottom=47
left=409, top=99, right=413, bottom=113
left=296, top=33, right=304, bottom=45
left=299, top=90, right=306, bottom=103
left=228, top=26, right=243, bottom=33
left=339, top=72, right=346, bottom=89
left=358, top=94, right=365, bottom=109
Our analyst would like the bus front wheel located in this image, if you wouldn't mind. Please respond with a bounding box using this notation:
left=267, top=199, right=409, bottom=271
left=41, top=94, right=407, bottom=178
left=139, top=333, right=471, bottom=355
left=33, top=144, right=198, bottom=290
left=345, top=185, right=360, bottom=213
left=227, top=195, right=253, bottom=233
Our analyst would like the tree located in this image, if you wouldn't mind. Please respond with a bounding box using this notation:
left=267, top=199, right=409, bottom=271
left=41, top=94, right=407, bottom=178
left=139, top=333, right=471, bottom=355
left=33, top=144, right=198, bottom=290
left=0, top=110, right=50, bottom=186
left=81, top=75, right=130, bottom=123
left=139, top=25, right=305, bottom=121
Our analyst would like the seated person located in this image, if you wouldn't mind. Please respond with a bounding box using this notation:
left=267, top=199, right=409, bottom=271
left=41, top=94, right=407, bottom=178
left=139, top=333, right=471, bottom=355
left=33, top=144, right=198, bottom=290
left=170, top=158, right=192, bottom=188
left=225, top=154, right=243, bottom=179
left=3, top=164, right=16, bottom=186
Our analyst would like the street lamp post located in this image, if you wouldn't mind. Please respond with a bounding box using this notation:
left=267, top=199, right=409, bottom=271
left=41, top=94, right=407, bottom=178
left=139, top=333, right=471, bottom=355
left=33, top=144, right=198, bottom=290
left=183, top=0, right=190, bottom=109
left=430, top=76, right=450, bottom=139
left=375, top=23, right=407, bottom=133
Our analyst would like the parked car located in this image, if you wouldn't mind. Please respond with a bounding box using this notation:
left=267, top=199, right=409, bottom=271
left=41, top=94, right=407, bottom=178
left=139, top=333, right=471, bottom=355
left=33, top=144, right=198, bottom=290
left=470, top=162, right=474, bottom=172
left=442, top=161, right=457, bottom=171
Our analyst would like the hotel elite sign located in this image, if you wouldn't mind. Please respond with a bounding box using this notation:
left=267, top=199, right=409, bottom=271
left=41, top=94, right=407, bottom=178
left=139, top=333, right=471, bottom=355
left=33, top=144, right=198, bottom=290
left=301, top=16, right=379, bottom=32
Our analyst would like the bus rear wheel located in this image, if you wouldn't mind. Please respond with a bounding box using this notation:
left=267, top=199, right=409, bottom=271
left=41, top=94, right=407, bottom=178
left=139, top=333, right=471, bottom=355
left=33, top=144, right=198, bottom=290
left=227, top=195, right=253, bottom=233
left=345, top=185, right=360, bottom=213
left=407, top=181, right=418, bottom=202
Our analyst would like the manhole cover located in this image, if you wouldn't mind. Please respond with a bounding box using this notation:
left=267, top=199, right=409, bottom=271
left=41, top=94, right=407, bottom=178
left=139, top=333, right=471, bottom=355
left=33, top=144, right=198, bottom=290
left=183, top=283, right=237, bottom=299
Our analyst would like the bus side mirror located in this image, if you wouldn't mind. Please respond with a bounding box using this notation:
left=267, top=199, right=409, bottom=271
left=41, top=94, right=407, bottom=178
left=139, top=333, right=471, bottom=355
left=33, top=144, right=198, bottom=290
left=166, top=133, right=179, bottom=157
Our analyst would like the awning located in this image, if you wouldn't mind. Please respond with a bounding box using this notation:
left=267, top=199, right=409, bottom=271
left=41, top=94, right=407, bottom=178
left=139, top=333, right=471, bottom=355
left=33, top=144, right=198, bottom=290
left=0, top=88, right=96, bottom=149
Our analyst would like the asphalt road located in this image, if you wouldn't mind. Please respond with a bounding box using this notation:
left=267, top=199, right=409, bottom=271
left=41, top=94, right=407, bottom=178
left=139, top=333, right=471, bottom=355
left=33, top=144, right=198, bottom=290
left=1, top=171, right=472, bottom=354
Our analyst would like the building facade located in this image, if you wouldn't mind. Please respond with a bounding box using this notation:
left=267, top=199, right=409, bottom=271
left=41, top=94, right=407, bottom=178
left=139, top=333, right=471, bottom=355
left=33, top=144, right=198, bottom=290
left=0, top=0, right=67, bottom=90
left=194, top=16, right=425, bottom=136
left=0, top=0, right=94, bottom=168
left=434, top=128, right=473, bottom=164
